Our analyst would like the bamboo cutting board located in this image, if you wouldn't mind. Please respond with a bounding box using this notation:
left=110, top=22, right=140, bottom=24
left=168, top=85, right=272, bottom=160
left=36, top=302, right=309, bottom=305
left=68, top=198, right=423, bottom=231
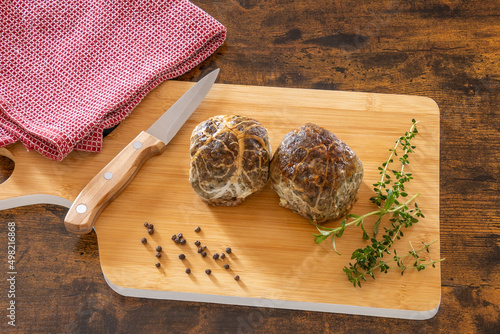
left=0, top=80, right=440, bottom=319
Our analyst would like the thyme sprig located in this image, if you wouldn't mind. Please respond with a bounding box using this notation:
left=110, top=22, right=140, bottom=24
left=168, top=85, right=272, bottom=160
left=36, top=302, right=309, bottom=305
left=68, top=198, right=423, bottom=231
left=312, top=119, right=443, bottom=287
left=311, top=191, right=420, bottom=253
left=344, top=240, right=445, bottom=287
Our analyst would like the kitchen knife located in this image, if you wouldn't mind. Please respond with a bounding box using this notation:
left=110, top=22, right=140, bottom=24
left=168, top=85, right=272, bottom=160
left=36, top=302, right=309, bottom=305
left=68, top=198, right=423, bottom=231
left=63, top=69, right=219, bottom=234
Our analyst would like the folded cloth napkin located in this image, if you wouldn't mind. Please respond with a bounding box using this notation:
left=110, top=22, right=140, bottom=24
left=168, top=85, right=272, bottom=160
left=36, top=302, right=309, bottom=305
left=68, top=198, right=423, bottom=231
left=0, top=0, right=226, bottom=160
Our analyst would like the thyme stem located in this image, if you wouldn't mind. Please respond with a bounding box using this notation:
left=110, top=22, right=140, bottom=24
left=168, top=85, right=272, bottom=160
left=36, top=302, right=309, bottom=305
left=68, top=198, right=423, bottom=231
left=312, top=119, right=444, bottom=287
left=378, top=120, right=419, bottom=192
left=313, top=192, right=420, bottom=238
left=366, top=240, right=444, bottom=274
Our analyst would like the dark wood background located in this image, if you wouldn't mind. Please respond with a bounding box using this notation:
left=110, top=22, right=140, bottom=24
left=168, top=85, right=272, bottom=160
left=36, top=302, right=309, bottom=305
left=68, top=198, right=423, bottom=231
left=1, top=0, right=499, bottom=333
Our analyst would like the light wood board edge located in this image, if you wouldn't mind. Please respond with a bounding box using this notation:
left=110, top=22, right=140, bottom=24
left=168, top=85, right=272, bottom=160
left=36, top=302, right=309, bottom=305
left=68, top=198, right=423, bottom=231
left=103, top=272, right=440, bottom=319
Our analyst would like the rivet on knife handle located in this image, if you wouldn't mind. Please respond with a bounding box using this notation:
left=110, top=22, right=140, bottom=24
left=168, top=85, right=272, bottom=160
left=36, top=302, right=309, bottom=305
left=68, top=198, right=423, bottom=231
left=64, top=131, right=165, bottom=234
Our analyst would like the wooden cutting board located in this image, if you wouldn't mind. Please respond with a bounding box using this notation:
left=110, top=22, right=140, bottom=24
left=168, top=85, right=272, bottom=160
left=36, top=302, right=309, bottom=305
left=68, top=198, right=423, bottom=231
left=0, top=80, right=440, bottom=319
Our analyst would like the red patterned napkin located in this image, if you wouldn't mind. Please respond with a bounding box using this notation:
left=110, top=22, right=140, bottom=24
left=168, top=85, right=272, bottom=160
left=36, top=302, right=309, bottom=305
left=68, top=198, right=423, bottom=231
left=0, top=0, right=226, bottom=160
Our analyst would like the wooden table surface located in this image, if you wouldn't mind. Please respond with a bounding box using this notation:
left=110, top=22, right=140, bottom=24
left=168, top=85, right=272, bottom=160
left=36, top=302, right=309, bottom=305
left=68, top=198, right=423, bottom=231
left=1, top=1, right=499, bottom=333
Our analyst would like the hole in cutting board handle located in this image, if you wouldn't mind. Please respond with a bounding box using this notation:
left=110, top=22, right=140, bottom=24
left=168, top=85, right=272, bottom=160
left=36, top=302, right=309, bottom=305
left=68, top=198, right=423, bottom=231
left=0, top=149, right=15, bottom=185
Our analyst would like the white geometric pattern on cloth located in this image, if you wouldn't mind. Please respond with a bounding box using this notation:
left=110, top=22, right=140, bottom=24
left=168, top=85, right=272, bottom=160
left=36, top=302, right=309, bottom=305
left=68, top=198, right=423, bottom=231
left=0, top=0, right=226, bottom=160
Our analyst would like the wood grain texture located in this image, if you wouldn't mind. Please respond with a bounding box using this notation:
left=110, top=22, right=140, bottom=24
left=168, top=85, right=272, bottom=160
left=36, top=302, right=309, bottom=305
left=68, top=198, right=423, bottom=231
left=1, top=0, right=499, bottom=332
left=0, top=82, right=441, bottom=313
left=95, top=84, right=440, bottom=312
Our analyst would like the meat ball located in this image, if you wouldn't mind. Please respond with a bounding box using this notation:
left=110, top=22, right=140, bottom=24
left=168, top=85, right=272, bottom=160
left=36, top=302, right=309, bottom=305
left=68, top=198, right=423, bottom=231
left=270, top=123, right=363, bottom=223
left=189, top=115, right=272, bottom=206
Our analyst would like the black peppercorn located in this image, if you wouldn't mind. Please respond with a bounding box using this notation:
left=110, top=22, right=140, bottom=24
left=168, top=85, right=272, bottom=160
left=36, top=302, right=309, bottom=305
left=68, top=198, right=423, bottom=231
left=197, top=247, right=203, bottom=253
left=220, top=253, right=225, bottom=259
left=171, top=234, right=177, bottom=241
left=234, top=275, right=240, bottom=281
left=156, top=246, right=162, bottom=252
left=177, top=233, right=183, bottom=238
left=195, top=226, right=201, bottom=232
left=185, top=268, right=191, bottom=274
left=212, top=253, right=219, bottom=260
left=224, top=264, right=229, bottom=270
left=178, top=254, right=186, bottom=260
left=201, top=251, right=207, bottom=257
left=225, top=247, right=231, bottom=254
left=141, top=238, right=147, bottom=244
left=143, top=222, right=149, bottom=227
left=148, top=228, right=154, bottom=235
left=174, top=237, right=180, bottom=244
left=155, top=263, right=161, bottom=268
left=180, top=238, right=186, bottom=245
left=149, top=224, right=154, bottom=230
left=155, top=252, right=161, bottom=258
left=194, top=240, right=201, bottom=247
left=203, top=245, right=207, bottom=250
left=205, top=269, right=211, bottom=275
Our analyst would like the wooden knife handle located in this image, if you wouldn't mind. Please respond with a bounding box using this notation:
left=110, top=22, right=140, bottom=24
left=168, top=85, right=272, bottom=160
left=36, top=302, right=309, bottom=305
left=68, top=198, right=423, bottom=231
left=64, top=131, right=165, bottom=234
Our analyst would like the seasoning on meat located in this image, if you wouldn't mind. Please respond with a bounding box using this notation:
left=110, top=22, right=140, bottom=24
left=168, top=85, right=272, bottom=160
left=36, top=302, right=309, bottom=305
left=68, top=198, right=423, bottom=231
left=189, top=115, right=272, bottom=206
left=270, top=123, right=363, bottom=223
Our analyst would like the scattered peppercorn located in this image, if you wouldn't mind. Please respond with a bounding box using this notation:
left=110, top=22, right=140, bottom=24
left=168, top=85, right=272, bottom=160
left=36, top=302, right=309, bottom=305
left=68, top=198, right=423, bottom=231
left=194, top=240, right=201, bottom=246
left=155, top=252, right=161, bottom=258
left=155, top=263, right=161, bottom=268
left=185, top=268, right=191, bottom=274
left=148, top=228, right=154, bottom=235
left=144, top=222, right=149, bottom=227
left=195, top=226, right=201, bottom=232
left=234, top=275, right=240, bottom=281
left=171, top=234, right=177, bottom=241
left=180, top=238, right=186, bottom=245
left=156, top=246, right=162, bottom=252
left=225, top=247, right=231, bottom=254
left=213, top=253, right=219, bottom=260
left=141, top=237, right=147, bottom=244
left=197, top=247, right=203, bottom=253
left=174, top=237, right=180, bottom=244
left=177, top=233, right=183, bottom=238
left=201, top=251, right=207, bottom=257
left=149, top=224, right=154, bottom=230
left=220, top=253, right=226, bottom=259
left=205, top=269, right=211, bottom=275
left=224, top=264, right=229, bottom=270
left=203, top=245, right=207, bottom=250
left=178, top=254, right=186, bottom=260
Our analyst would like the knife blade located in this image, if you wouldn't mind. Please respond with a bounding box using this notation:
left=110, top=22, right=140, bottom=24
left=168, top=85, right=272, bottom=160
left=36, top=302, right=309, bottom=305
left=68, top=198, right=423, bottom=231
left=63, top=69, right=219, bottom=234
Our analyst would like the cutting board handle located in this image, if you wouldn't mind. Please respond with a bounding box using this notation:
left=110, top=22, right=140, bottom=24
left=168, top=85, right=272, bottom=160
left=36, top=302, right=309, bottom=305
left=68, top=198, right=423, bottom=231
left=64, top=131, right=165, bottom=234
